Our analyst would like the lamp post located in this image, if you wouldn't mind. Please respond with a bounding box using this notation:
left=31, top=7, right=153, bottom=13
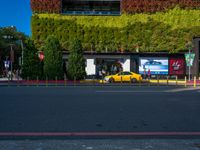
left=10, top=44, right=14, bottom=81
left=2, top=35, right=14, bottom=80
left=186, top=41, right=194, bottom=81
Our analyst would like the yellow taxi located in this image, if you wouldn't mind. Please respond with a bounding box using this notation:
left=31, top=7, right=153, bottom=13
left=104, top=71, right=142, bottom=83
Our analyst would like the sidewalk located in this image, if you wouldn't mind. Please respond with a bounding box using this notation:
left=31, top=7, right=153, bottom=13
left=0, top=78, right=199, bottom=86
left=0, top=77, right=22, bottom=81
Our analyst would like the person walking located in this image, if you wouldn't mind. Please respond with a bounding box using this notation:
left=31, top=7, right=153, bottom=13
left=143, top=68, right=147, bottom=80
left=148, top=69, right=151, bottom=80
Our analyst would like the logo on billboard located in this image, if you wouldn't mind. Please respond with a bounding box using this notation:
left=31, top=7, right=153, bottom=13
left=169, top=58, right=185, bottom=75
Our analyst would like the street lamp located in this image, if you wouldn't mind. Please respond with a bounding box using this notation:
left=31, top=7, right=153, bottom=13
left=2, top=35, right=14, bottom=80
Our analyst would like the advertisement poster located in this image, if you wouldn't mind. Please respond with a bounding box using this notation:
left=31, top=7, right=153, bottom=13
left=169, top=58, right=185, bottom=75
left=139, top=57, right=168, bottom=75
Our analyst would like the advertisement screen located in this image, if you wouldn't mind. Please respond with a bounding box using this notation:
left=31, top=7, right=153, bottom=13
left=169, top=58, right=185, bottom=75
left=139, top=57, right=168, bottom=75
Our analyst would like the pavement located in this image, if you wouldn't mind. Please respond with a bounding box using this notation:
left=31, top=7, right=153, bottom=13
left=1, top=139, right=200, bottom=150
left=0, top=77, right=199, bottom=87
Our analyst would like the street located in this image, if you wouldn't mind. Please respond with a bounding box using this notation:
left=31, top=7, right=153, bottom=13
left=0, top=86, right=200, bottom=149
left=0, top=86, right=200, bottom=135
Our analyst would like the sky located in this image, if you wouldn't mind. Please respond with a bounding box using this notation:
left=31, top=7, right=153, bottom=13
left=0, top=0, right=32, bottom=36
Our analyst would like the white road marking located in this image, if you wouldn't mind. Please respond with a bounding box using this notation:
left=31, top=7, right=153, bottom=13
left=165, top=87, right=200, bottom=93
left=96, top=87, right=200, bottom=93
left=96, top=91, right=166, bottom=93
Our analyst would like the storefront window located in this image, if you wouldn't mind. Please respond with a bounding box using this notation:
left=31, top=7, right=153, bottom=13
left=96, top=58, right=123, bottom=78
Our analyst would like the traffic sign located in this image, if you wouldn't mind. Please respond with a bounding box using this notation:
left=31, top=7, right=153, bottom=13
left=4, top=60, right=10, bottom=69
left=38, top=51, right=44, bottom=61
left=185, top=53, right=195, bottom=67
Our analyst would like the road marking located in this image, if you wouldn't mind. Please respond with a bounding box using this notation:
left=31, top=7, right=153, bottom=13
left=165, top=87, right=200, bottom=93
left=96, top=91, right=166, bottom=93
left=0, top=132, right=200, bottom=137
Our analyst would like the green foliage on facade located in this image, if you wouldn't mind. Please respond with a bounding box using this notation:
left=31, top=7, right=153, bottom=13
left=67, top=38, right=86, bottom=80
left=32, top=7, right=200, bottom=53
left=43, top=35, right=63, bottom=80
left=21, top=39, right=41, bottom=80
left=31, top=0, right=200, bottom=14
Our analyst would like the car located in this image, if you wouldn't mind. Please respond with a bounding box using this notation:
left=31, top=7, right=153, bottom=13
left=143, top=60, right=163, bottom=70
left=104, top=71, right=142, bottom=83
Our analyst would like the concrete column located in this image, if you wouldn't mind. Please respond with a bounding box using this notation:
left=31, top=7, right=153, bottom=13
left=122, top=58, right=131, bottom=72
left=85, top=59, right=96, bottom=76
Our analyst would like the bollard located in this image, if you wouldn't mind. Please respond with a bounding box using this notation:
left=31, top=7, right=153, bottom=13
left=167, top=76, right=169, bottom=86
left=148, top=78, right=150, bottom=86
left=27, top=77, right=29, bottom=87
left=130, top=76, right=131, bottom=85
left=176, top=76, right=178, bottom=86
left=157, top=76, right=159, bottom=86
left=121, top=76, right=123, bottom=85
left=139, top=78, right=141, bottom=87
left=93, top=76, right=95, bottom=85
left=185, top=76, right=187, bottom=87
left=194, top=76, right=196, bottom=88
left=46, top=76, right=48, bottom=87
left=55, top=76, right=58, bottom=87
left=101, top=76, right=103, bottom=87
left=74, top=77, right=76, bottom=86
left=64, top=77, right=67, bottom=87
left=7, top=78, right=10, bottom=87
left=36, top=76, right=39, bottom=87
left=17, top=77, right=20, bottom=87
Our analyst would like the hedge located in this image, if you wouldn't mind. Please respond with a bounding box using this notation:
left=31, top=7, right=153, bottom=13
left=31, top=0, right=200, bottom=14
left=31, top=7, right=200, bottom=53
left=121, top=0, right=200, bottom=13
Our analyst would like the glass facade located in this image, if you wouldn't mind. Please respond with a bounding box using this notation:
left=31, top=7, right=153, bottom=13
left=62, top=0, right=121, bottom=15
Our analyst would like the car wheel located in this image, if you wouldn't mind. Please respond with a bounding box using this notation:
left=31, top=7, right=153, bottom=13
left=109, top=78, right=115, bottom=83
left=131, top=78, right=137, bottom=83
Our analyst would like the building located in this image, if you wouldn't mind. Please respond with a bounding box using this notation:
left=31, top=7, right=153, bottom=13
left=31, top=0, right=200, bottom=78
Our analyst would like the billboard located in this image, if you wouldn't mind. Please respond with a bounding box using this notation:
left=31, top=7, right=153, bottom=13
left=139, top=57, right=168, bottom=75
left=169, top=58, right=185, bottom=75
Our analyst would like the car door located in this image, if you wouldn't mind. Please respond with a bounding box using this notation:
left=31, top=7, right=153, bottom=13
left=115, top=72, right=123, bottom=82
left=122, top=72, right=132, bottom=82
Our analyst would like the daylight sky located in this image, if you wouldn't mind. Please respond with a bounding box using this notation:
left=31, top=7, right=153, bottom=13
left=0, top=0, right=31, bottom=36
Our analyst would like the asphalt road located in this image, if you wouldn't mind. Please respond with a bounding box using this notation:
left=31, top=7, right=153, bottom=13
left=0, top=86, right=200, bottom=137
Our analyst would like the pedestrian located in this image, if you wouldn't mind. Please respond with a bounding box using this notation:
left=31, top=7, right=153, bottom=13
left=148, top=69, right=151, bottom=80
left=143, top=68, right=146, bottom=80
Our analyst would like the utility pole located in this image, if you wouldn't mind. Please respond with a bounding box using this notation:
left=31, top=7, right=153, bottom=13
left=188, top=46, right=191, bottom=81
left=10, top=44, right=14, bottom=81
left=20, top=40, right=24, bottom=65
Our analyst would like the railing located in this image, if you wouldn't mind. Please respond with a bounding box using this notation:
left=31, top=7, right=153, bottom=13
left=62, top=11, right=121, bottom=15
left=1, top=76, right=200, bottom=87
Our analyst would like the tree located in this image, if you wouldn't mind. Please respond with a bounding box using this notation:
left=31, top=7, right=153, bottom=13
left=43, top=35, right=63, bottom=80
left=67, top=38, right=86, bottom=80
left=21, top=38, right=41, bottom=79
left=0, top=26, right=27, bottom=76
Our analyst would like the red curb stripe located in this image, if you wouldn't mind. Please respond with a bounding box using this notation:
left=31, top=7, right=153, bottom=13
left=0, top=132, right=200, bottom=136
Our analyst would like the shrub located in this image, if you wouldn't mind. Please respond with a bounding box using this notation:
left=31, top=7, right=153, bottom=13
left=21, top=39, right=42, bottom=79
left=67, top=38, right=86, bottom=80
left=43, top=35, right=63, bottom=80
